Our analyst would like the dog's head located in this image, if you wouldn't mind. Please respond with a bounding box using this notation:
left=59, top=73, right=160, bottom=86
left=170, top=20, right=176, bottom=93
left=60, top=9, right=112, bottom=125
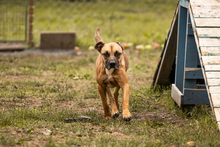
left=94, top=28, right=124, bottom=70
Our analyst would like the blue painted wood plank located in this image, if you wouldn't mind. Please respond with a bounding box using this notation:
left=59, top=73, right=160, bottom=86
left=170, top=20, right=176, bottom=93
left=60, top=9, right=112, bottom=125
left=185, top=14, right=199, bottom=68
left=185, top=68, right=203, bottom=79
left=184, top=15, right=202, bottom=89
left=183, top=88, right=210, bottom=104
left=175, top=5, right=189, bottom=93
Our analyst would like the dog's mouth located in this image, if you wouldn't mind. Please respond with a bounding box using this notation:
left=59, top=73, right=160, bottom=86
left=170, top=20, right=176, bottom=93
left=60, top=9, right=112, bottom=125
left=105, top=60, right=119, bottom=70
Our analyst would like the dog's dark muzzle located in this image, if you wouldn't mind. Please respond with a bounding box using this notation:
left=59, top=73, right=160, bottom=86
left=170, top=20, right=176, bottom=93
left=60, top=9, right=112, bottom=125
left=106, top=60, right=119, bottom=70
left=110, top=60, right=116, bottom=68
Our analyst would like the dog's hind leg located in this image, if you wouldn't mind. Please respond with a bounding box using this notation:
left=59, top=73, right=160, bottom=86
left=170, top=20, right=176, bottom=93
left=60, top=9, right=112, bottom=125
left=97, top=84, right=111, bottom=119
left=106, top=87, right=119, bottom=118
left=113, top=86, right=120, bottom=111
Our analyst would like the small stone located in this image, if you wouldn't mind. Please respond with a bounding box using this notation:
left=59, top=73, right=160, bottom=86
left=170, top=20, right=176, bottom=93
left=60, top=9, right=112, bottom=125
left=42, top=129, right=53, bottom=136
left=12, top=131, right=17, bottom=135
left=64, top=118, right=70, bottom=123
left=187, top=141, right=196, bottom=147
left=76, top=51, right=82, bottom=56
left=77, top=115, right=91, bottom=121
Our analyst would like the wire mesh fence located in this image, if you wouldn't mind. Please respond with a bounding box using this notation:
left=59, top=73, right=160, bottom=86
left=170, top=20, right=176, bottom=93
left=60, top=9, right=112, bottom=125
left=34, top=0, right=178, bottom=48
left=0, top=0, right=28, bottom=42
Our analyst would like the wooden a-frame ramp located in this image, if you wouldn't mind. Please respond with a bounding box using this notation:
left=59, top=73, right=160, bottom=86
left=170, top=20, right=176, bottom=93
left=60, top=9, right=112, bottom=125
left=153, top=0, right=220, bottom=131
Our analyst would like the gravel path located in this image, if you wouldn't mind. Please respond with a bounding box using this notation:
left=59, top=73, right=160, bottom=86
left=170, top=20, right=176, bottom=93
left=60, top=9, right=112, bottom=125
left=0, top=49, right=77, bottom=57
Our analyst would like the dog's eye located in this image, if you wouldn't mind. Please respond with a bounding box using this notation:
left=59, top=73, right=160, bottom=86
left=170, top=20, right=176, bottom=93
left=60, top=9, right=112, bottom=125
left=103, top=52, right=109, bottom=57
left=115, top=51, right=121, bottom=57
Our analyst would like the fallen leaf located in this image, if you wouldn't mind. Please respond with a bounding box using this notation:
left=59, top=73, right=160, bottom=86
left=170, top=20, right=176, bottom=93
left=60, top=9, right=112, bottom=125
left=152, top=42, right=160, bottom=48
left=145, top=45, right=152, bottom=50
left=74, top=46, right=80, bottom=50
left=88, top=46, right=94, bottom=50
left=136, top=45, right=144, bottom=50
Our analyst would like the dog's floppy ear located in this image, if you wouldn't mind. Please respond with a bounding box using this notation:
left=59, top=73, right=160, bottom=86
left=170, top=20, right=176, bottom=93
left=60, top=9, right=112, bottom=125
left=95, top=41, right=105, bottom=52
left=116, top=42, right=124, bottom=50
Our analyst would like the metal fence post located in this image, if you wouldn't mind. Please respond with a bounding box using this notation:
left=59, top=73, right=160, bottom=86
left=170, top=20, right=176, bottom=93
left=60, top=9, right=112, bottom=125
left=29, top=0, right=34, bottom=47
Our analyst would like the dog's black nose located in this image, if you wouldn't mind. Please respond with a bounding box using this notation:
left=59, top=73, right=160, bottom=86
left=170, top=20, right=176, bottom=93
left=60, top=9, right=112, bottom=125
left=110, top=60, right=116, bottom=68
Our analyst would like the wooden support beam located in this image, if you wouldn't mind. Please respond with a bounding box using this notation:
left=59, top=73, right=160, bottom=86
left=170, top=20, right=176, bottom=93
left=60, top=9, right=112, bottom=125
left=175, top=5, right=189, bottom=93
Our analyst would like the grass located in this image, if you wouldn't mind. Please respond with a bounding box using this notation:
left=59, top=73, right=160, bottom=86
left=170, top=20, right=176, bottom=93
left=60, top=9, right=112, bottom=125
left=0, top=48, right=219, bottom=146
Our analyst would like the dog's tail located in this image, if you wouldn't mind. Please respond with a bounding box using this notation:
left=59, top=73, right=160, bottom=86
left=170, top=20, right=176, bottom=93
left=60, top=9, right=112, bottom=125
left=95, top=28, right=104, bottom=43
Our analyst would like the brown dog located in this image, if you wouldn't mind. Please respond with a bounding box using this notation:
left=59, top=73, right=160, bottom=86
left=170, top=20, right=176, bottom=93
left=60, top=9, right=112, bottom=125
left=94, top=28, right=131, bottom=121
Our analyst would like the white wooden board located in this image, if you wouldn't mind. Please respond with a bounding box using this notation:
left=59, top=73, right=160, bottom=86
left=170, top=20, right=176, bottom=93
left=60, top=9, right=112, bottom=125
left=206, top=72, right=220, bottom=78
left=191, top=4, right=220, bottom=17
left=197, top=28, right=220, bottom=37
left=201, top=47, right=220, bottom=56
left=211, top=94, right=220, bottom=107
left=195, top=18, right=220, bottom=27
left=218, top=122, right=220, bottom=131
left=199, top=38, right=220, bottom=47
left=207, top=79, right=220, bottom=85
left=205, top=65, right=220, bottom=71
left=191, top=0, right=220, bottom=4
left=214, top=108, right=220, bottom=121
left=210, top=86, right=220, bottom=94
left=202, top=56, right=220, bottom=65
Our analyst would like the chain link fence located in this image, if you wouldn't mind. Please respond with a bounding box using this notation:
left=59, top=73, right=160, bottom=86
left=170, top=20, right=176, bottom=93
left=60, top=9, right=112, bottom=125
left=33, top=0, right=178, bottom=48
left=0, top=0, right=28, bottom=42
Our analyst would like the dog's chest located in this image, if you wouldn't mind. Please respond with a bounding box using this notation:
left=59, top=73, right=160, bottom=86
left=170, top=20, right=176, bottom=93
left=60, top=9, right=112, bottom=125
left=105, top=68, right=116, bottom=88
left=106, top=68, right=114, bottom=79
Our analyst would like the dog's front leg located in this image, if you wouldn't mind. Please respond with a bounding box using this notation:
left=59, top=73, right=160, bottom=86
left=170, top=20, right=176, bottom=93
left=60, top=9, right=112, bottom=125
left=121, top=83, right=132, bottom=121
left=114, top=71, right=132, bottom=121
left=97, top=84, right=111, bottom=119
left=106, top=87, right=119, bottom=118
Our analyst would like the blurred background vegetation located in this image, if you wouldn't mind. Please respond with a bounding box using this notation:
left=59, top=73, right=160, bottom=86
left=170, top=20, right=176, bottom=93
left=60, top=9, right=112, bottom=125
left=0, top=0, right=178, bottom=48
left=34, top=0, right=178, bottom=47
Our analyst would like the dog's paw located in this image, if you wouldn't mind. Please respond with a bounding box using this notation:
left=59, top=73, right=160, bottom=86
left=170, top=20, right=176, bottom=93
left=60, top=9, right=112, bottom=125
left=122, top=111, right=132, bottom=121
left=112, top=112, right=119, bottom=118
left=104, top=115, right=111, bottom=120
left=123, top=116, right=132, bottom=121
